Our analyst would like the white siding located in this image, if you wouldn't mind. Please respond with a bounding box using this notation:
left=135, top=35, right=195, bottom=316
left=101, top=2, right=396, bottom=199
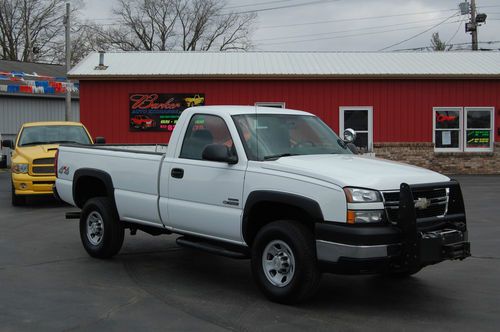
left=0, top=97, right=80, bottom=135
left=0, top=97, right=80, bottom=166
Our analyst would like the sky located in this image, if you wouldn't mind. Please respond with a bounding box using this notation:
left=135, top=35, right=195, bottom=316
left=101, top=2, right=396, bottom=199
left=79, top=0, right=500, bottom=52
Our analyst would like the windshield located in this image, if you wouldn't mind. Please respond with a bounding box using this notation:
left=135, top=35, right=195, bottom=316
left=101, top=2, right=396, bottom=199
left=18, top=125, right=92, bottom=147
left=232, top=114, right=351, bottom=161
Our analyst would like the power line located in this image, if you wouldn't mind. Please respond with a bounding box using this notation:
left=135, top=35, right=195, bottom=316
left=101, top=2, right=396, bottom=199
left=392, top=40, right=500, bottom=52
left=378, top=12, right=460, bottom=51
left=259, top=8, right=458, bottom=29
left=446, top=17, right=467, bottom=45
left=258, top=19, right=462, bottom=46
left=225, top=0, right=304, bottom=10
left=256, top=16, right=453, bottom=42
left=220, top=0, right=340, bottom=15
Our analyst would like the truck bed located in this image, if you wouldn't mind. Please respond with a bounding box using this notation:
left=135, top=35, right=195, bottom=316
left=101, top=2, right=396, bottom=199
left=56, top=144, right=169, bottom=226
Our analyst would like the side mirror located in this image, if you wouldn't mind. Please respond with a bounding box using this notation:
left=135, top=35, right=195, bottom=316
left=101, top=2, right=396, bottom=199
left=1, top=139, right=14, bottom=149
left=343, top=128, right=357, bottom=144
left=94, top=137, right=106, bottom=144
left=202, top=144, right=238, bottom=164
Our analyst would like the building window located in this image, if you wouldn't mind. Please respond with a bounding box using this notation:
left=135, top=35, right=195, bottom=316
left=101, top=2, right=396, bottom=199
left=433, top=107, right=494, bottom=152
left=255, top=102, right=285, bottom=108
left=339, top=107, right=373, bottom=152
left=464, top=107, right=494, bottom=151
left=433, top=107, right=462, bottom=152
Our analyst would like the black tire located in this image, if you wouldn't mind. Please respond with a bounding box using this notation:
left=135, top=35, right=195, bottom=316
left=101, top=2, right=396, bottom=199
left=11, top=183, right=26, bottom=206
left=251, top=220, right=321, bottom=304
left=80, top=197, right=124, bottom=259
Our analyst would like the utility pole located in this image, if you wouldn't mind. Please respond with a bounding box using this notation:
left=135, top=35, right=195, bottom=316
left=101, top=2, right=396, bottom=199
left=471, top=0, right=478, bottom=50
left=463, top=0, right=487, bottom=50
left=64, top=2, right=72, bottom=121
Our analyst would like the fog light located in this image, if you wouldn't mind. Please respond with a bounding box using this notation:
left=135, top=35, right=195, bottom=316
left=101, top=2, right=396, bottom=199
left=347, top=210, right=384, bottom=224
left=20, top=183, right=27, bottom=190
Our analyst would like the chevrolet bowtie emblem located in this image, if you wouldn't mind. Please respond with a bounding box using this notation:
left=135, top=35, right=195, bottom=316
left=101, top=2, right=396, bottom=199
left=414, top=197, right=431, bottom=210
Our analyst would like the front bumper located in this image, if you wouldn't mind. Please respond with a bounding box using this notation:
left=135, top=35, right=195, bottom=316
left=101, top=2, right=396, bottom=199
left=315, top=227, right=470, bottom=274
left=12, top=172, right=55, bottom=195
left=316, top=180, right=471, bottom=274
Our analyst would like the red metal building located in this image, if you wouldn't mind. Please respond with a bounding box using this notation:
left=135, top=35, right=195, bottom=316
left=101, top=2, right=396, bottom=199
left=70, top=52, right=500, bottom=174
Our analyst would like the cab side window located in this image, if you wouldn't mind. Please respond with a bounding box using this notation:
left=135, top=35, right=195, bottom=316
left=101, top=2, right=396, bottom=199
left=180, top=114, right=234, bottom=160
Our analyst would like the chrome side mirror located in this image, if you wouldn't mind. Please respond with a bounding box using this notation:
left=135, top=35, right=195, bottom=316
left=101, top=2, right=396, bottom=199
left=343, top=128, right=357, bottom=143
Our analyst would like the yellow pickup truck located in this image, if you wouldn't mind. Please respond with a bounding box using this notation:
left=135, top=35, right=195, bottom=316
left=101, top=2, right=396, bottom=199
left=1, top=121, right=101, bottom=206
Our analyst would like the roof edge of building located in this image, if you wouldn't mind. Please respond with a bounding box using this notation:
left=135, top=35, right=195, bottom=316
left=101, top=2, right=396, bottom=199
left=68, top=74, right=500, bottom=80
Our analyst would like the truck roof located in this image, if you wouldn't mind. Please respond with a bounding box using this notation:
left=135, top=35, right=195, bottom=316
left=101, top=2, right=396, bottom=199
left=22, top=121, right=85, bottom=128
left=186, top=105, right=313, bottom=116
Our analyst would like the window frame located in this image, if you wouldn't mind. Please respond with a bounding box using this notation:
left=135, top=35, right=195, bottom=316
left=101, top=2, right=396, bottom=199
left=464, top=107, right=495, bottom=152
left=433, top=107, right=495, bottom=153
left=178, top=113, right=236, bottom=161
left=433, top=107, right=463, bottom=152
left=339, top=106, right=373, bottom=152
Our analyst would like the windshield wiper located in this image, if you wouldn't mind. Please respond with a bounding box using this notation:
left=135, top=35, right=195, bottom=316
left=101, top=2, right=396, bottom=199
left=53, top=140, right=84, bottom=144
left=20, top=141, right=52, bottom=146
left=263, top=153, right=298, bottom=161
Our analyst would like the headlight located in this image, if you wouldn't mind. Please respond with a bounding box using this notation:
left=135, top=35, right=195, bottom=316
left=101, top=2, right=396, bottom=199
left=344, top=187, right=382, bottom=203
left=12, top=163, right=29, bottom=174
left=347, top=210, right=384, bottom=224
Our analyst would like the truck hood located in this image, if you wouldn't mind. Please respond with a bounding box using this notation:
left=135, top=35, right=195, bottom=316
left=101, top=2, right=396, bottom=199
left=15, top=144, right=59, bottom=162
left=261, top=154, right=449, bottom=191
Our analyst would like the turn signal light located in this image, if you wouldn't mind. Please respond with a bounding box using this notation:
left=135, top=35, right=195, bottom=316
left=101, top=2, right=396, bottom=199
left=347, top=210, right=356, bottom=224
left=347, top=210, right=384, bottom=224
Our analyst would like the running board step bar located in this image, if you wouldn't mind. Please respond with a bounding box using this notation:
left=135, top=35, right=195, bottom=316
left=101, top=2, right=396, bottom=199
left=176, top=236, right=249, bottom=259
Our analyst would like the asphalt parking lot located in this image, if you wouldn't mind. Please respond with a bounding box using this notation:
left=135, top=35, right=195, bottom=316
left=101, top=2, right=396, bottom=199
left=0, top=170, right=499, bottom=331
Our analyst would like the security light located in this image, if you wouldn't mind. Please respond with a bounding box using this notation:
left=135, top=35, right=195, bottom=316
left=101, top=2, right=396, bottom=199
left=476, top=13, right=487, bottom=23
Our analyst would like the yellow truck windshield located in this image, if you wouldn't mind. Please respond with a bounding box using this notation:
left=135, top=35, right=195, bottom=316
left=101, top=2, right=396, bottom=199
left=18, top=126, right=92, bottom=147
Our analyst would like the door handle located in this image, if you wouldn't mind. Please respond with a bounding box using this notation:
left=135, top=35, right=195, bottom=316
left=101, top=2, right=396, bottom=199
left=171, top=168, right=184, bottom=179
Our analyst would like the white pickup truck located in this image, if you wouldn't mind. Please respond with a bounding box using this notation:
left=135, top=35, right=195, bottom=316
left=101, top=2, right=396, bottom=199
left=55, top=106, right=470, bottom=304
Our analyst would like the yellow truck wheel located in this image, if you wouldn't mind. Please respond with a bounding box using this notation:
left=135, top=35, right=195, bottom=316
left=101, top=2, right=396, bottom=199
left=11, top=182, right=26, bottom=206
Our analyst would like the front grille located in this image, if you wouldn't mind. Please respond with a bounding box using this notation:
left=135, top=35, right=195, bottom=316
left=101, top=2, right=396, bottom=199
left=383, top=188, right=448, bottom=223
left=32, top=166, right=55, bottom=174
left=33, top=158, right=55, bottom=165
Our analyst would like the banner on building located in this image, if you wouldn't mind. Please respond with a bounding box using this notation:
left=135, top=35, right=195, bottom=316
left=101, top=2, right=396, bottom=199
left=129, top=93, right=205, bottom=132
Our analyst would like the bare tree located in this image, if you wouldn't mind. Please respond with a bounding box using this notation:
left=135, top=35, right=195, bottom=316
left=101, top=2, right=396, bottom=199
left=53, top=21, right=108, bottom=65
left=431, top=32, right=452, bottom=51
left=176, top=0, right=255, bottom=51
left=98, top=0, right=256, bottom=52
left=0, top=0, right=71, bottom=62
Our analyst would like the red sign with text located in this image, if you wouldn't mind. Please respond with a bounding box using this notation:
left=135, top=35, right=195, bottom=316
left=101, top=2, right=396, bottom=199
left=129, top=93, right=205, bottom=132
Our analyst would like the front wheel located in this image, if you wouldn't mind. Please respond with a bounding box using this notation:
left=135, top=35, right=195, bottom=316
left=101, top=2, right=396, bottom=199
left=80, top=197, right=124, bottom=259
left=251, top=220, right=321, bottom=304
left=11, top=183, right=26, bottom=206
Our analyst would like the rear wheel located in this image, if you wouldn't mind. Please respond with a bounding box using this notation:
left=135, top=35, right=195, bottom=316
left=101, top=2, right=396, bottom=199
left=80, top=197, right=124, bottom=259
left=11, top=183, right=26, bottom=206
left=251, top=220, right=321, bottom=304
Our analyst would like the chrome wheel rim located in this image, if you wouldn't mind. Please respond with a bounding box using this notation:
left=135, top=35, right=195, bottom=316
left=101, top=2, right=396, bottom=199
left=262, top=240, right=295, bottom=287
left=86, top=211, right=104, bottom=246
